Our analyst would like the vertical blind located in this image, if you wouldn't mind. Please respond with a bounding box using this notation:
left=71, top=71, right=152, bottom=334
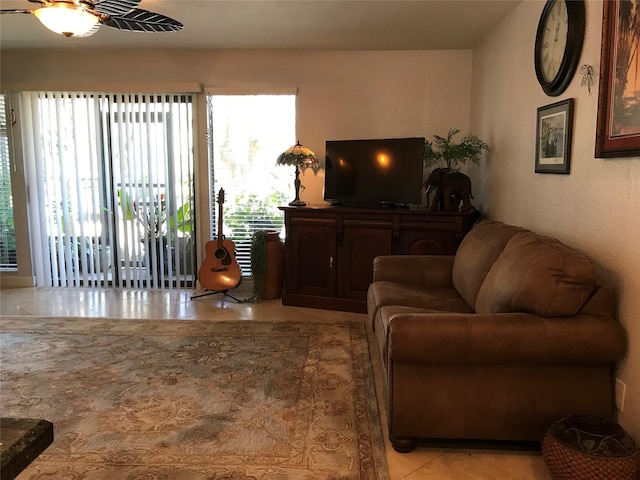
left=21, top=91, right=195, bottom=288
left=206, top=94, right=295, bottom=276
left=0, top=94, right=17, bottom=270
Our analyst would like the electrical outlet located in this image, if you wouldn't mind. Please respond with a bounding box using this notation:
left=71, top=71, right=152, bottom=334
left=615, top=378, right=626, bottom=413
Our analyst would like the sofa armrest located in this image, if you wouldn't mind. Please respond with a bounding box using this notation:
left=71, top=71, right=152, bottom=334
left=388, top=312, right=626, bottom=365
left=372, top=255, right=455, bottom=287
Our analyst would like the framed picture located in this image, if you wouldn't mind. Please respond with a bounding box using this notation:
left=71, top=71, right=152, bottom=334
left=536, top=99, right=574, bottom=174
left=595, top=0, right=640, bottom=158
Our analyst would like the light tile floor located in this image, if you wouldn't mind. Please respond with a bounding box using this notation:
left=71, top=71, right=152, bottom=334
left=0, top=286, right=552, bottom=480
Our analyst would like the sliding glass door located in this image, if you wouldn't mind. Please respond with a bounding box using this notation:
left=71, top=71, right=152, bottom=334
left=21, top=91, right=195, bottom=288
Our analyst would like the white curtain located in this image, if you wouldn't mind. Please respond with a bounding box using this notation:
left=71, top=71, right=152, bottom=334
left=21, top=91, right=195, bottom=288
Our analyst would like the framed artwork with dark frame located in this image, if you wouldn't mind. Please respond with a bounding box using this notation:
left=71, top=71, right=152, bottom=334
left=536, top=99, right=574, bottom=174
left=595, top=0, right=640, bottom=158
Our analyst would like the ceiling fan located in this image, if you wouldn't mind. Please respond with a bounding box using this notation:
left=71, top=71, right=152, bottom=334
left=0, top=0, right=183, bottom=38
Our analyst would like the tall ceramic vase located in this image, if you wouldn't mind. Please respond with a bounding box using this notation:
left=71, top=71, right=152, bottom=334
left=262, top=231, right=285, bottom=299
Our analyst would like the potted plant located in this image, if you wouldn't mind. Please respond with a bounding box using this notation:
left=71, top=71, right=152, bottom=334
left=119, top=190, right=195, bottom=275
left=423, top=128, right=489, bottom=172
left=423, top=129, right=489, bottom=211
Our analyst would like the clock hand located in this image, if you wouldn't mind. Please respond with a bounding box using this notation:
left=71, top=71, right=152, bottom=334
left=549, top=21, right=561, bottom=71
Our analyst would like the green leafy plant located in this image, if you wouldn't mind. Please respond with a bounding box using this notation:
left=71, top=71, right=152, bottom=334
left=134, top=194, right=169, bottom=239
left=119, top=189, right=193, bottom=240
left=0, top=169, right=16, bottom=264
left=225, top=192, right=287, bottom=239
left=423, top=128, right=490, bottom=171
left=170, top=202, right=194, bottom=234
left=250, top=230, right=269, bottom=300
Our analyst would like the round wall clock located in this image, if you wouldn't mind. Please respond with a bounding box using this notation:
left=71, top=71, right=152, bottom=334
left=534, top=0, right=585, bottom=97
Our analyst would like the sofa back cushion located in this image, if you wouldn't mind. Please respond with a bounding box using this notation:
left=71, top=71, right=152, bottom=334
left=452, top=220, right=523, bottom=308
left=475, top=231, right=596, bottom=316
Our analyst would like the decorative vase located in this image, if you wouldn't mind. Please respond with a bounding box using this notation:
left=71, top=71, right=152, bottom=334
left=251, top=230, right=285, bottom=300
left=262, top=231, right=285, bottom=299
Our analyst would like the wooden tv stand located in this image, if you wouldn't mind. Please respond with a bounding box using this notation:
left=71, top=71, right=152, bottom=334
left=279, top=205, right=480, bottom=313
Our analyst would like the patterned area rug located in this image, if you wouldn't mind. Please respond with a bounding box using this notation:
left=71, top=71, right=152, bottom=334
left=0, top=317, right=388, bottom=480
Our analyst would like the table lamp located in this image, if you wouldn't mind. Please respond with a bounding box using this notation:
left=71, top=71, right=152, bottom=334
left=276, top=141, right=319, bottom=206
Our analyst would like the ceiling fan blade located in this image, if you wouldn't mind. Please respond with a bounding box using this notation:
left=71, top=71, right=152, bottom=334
left=74, top=22, right=100, bottom=37
left=101, top=8, right=182, bottom=32
left=93, top=0, right=139, bottom=17
left=0, top=9, right=33, bottom=14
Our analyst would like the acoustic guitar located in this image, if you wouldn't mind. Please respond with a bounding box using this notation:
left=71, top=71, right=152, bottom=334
left=198, top=188, right=242, bottom=291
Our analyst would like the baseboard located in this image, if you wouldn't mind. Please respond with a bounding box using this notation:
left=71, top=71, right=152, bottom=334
left=0, top=274, right=36, bottom=288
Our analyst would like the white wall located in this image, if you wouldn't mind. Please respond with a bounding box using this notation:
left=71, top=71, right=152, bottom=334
left=471, top=0, right=640, bottom=439
left=0, top=48, right=473, bottom=205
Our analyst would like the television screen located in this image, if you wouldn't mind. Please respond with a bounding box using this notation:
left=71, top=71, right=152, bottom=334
left=324, top=137, right=425, bottom=207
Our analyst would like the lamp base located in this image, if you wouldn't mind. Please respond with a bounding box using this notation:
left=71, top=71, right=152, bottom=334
left=288, top=199, right=307, bottom=207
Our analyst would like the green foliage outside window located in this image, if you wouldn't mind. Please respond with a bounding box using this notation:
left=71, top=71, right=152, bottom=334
left=223, top=191, right=287, bottom=276
left=0, top=170, right=16, bottom=265
left=225, top=191, right=287, bottom=239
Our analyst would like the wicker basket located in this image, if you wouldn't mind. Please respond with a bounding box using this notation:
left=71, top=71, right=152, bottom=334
left=542, top=414, right=640, bottom=480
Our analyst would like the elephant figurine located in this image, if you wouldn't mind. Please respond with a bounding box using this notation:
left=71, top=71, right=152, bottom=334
left=424, top=167, right=473, bottom=212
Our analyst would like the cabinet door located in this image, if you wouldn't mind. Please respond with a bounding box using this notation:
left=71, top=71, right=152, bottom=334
left=338, top=227, right=392, bottom=300
left=401, top=230, right=452, bottom=255
left=286, top=224, right=336, bottom=297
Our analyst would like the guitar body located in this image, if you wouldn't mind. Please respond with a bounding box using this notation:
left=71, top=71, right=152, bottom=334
left=199, top=239, right=242, bottom=291
left=198, top=188, right=242, bottom=291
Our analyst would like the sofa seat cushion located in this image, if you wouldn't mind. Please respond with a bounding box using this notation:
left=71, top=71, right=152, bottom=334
left=369, top=281, right=474, bottom=315
left=476, top=231, right=596, bottom=316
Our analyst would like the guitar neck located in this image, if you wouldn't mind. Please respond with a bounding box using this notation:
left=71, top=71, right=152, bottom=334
left=217, top=201, right=224, bottom=247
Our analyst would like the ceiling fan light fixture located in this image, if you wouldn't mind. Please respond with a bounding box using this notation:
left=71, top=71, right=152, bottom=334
left=34, top=3, right=98, bottom=37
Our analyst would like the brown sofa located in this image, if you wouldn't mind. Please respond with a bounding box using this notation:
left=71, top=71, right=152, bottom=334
left=367, top=220, right=627, bottom=452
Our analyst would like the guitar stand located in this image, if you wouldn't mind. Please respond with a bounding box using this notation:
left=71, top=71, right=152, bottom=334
left=190, top=289, right=242, bottom=302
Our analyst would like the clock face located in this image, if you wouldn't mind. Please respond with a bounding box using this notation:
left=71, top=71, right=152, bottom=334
left=534, top=0, right=585, bottom=97
left=540, top=0, right=568, bottom=83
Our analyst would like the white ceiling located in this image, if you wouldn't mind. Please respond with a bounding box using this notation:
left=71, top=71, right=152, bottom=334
left=0, top=0, right=521, bottom=50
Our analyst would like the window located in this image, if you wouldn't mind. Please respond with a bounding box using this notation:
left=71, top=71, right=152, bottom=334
left=0, top=94, right=17, bottom=270
left=206, top=94, right=295, bottom=275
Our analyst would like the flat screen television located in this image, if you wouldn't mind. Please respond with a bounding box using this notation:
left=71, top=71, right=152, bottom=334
left=324, top=137, right=425, bottom=208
